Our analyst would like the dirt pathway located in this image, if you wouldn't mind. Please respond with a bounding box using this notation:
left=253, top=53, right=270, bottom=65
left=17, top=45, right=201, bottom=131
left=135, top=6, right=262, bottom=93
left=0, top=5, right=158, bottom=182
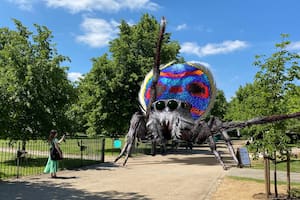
left=0, top=144, right=233, bottom=200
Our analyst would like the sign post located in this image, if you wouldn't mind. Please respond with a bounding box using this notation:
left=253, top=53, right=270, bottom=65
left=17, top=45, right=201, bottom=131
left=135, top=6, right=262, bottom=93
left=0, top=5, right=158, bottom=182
left=236, top=147, right=251, bottom=167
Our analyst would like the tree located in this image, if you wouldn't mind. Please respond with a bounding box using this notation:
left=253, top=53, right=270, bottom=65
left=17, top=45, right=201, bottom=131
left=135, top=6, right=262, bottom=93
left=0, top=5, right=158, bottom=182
left=209, top=89, right=228, bottom=120
left=251, top=34, right=300, bottom=153
left=0, top=19, right=76, bottom=141
left=74, top=14, right=182, bottom=136
left=226, top=35, right=300, bottom=141
left=226, top=34, right=300, bottom=198
left=284, top=85, right=300, bottom=134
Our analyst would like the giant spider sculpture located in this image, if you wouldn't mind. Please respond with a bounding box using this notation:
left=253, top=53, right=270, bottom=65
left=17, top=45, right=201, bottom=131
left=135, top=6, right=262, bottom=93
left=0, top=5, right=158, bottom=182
left=115, top=61, right=239, bottom=170
left=114, top=18, right=300, bottom=170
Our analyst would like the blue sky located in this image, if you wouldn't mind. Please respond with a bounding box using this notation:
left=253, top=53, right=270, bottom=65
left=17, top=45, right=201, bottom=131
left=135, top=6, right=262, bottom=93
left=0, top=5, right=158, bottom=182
left=1, top=0, right=300, bottom=100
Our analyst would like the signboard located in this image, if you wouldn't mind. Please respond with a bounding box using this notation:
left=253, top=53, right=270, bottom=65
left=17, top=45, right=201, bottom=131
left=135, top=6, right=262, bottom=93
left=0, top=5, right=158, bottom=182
left=237, top=147, right=251, bottom=167
left=113, top=139, right=122, bottom=148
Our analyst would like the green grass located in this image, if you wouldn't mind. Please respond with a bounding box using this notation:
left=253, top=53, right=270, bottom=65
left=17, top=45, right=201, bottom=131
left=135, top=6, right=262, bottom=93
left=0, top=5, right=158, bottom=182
left=104, top=138, right=153, bottom=156
left=228, top=175, right=300, bottom=186
left=0, top=137, right=129, bottom=157
left=251, top=159, right=300, bottom=173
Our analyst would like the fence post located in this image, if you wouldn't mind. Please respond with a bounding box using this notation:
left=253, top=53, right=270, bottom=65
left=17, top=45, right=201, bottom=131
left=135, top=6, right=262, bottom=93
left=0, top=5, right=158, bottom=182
left=16, top=142, right=20, bottom=178
left=100, top=138, right=105, bottom=163
left=80, top=139, right=83, bottom=167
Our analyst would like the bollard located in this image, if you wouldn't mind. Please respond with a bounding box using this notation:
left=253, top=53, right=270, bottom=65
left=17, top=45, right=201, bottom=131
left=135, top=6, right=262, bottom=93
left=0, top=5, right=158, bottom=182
left=100, top=138, right=105, bottom=163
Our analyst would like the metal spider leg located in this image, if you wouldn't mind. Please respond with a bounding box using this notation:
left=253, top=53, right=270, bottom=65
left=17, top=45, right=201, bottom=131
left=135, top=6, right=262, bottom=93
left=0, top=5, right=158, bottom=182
left=221, top=130, right=239, bottom=165
left=114, top=111, right=146, bottom=166
left=146, top=114, right=164, bottom=156
left=151, top=140, right=157, bottom=156
left=208, top=135, right=227, bottom=170
left=115, top=131, right=136, bottom=166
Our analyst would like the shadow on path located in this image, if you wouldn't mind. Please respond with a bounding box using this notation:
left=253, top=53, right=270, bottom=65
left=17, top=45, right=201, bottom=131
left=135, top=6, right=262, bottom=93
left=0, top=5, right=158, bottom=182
left=0, top=178, right=150, bottom=200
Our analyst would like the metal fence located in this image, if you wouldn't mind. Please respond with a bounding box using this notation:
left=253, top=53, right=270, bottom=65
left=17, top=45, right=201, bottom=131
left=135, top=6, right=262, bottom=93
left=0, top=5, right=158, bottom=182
left=0, top=137, right=105, bottom=179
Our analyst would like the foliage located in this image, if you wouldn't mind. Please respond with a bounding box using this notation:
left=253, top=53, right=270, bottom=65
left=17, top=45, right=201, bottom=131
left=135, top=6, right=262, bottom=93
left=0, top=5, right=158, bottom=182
left=226, top=34, right=300, bottom=157
left=208, top=89, right=228, bottom=120
left=73, top=14, right=182, bottom=136
left=284, top=86, right=300, bottom=133
left=0, top=19, right=76, bottom=140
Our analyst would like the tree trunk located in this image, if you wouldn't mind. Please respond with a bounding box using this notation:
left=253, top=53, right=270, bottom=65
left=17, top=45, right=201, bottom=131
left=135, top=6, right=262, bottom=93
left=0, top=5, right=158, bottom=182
left=274, top=152, right=278, bottom=198
left=264, top=156, right=271, bottom=198
left=287, top=151, right=291, bottom=199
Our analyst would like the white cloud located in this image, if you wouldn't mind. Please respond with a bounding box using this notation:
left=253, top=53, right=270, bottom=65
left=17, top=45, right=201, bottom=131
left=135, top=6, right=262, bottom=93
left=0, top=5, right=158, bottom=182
left=68, top=72, right=83, bottom=82
left=181, top=42, right=202, bottom=57
left=181, top=40, right=248, bottom=57
left=287, top=41, right=300, bottom=50
left=9, top=0, right=159, bottom=13
left=76, top=17, right=118, bottom=48
left=45, top=0, right=159, bottom=13
left=175, top=24, right=187, bottom=31
left=8, top=0, right=36, bottom=11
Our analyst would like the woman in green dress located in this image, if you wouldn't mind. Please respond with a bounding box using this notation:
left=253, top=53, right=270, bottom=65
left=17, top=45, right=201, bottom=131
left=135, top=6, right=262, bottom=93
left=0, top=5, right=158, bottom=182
left=44, top=130, right=65, bottom=178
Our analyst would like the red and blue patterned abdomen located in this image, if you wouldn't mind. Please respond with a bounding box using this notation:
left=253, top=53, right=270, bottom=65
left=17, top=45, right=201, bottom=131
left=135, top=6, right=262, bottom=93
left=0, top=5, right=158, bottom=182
left=139, top=62, right=216, bottom=120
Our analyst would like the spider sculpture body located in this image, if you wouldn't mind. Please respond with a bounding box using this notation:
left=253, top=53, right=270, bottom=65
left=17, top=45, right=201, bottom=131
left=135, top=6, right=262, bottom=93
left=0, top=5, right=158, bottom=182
left=115, top=62, right=240, bottom=169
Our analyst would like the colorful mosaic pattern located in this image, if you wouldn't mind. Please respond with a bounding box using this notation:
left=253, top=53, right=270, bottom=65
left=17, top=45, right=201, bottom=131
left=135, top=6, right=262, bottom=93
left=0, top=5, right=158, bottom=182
left=139, top=62, right=216, bottom=119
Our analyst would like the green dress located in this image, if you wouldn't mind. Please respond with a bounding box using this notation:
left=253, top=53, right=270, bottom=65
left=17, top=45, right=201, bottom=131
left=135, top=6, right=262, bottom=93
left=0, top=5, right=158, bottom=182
left=44, top=138, right=59, bottom=173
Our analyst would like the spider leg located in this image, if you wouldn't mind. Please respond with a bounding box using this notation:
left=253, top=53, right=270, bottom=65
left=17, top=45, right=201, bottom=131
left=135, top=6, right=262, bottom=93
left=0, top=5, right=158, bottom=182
left=116, top=132, right=136, bottom=166
left=151, top=140, right=157, bottom=156
left=208, top=135, right=227, bottom=170
left=147, top=114, right=163, bottom=156
left=114, top=111, right=146, bottom=166
left=221, top=130, right=239, bottom=165
left=192, top=119, right=228, bottom=170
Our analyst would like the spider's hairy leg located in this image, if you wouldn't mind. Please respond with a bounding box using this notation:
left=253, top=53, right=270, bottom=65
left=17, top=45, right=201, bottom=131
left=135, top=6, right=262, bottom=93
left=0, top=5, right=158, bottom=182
left=114, top=111, right=146, bottom=166
left=192, top=119, right=228, bottom=170
left=147, top=113, right=164, bottom=155
left=221, top=130, right=239, bottom=165
left=207, top=135, right=227, bottom=170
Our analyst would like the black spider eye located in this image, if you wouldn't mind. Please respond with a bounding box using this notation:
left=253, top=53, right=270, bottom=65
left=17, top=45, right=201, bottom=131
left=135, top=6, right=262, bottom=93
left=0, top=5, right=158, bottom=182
left=155, top=101, right=165, bottom=111
left=167, top=100, right=178, bottom=111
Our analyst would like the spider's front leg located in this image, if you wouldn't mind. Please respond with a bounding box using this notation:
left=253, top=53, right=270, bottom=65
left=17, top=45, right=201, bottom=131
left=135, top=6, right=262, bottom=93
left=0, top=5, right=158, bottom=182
left=220, top=130, right=239, bottom=166
left=209, top=117, right=240, bottom=166
left=114, top=111, right=146, bottom=166
left=146, top=113, right=165, bottom=155
left=191, top=120, right=228, bottom=170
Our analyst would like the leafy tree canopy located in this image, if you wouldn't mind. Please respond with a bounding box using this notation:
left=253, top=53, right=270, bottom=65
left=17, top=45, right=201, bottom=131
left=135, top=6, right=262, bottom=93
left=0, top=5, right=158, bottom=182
left=208, top=89, right=228, bottom=120
left=226, top=34, right=300, bottom=155
left=0, top=19, right=76, bottom=140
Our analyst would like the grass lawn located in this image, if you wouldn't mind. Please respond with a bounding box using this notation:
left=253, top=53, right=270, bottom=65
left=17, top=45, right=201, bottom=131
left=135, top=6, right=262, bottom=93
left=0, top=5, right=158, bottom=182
left=0, top=137, right=122, bottom=154
left=251, top=158, right=300, bottom=173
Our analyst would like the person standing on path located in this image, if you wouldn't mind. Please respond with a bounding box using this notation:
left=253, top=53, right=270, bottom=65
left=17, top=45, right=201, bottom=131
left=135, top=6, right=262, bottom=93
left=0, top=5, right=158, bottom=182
left=44, top=129, right=65, bottom=178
